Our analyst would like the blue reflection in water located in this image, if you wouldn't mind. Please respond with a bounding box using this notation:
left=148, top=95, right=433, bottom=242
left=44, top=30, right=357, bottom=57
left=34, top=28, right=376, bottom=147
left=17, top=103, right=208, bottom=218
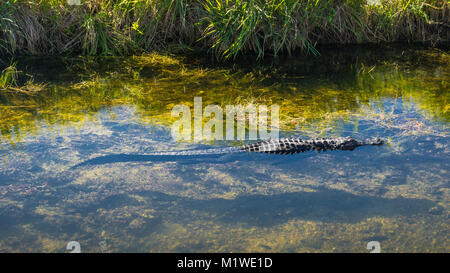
left=0, top=54, right=448, bottom=252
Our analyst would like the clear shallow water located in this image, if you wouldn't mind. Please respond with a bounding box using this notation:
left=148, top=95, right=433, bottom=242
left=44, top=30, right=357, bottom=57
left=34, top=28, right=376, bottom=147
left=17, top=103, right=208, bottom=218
left=0, top=46, right=449, bottom=252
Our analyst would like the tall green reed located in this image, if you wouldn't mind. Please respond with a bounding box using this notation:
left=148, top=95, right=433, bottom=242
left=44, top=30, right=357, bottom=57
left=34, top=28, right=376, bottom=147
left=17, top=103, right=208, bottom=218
left=0, top=0, right=447, bottom=59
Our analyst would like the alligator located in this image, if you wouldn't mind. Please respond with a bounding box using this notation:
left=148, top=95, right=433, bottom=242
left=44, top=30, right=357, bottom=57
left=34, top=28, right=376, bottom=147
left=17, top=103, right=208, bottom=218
left=140, top=136, right=384, bottom=155
left=239, top=136, right=384, bottom=154
left=71, top=136, right=384, bottom=168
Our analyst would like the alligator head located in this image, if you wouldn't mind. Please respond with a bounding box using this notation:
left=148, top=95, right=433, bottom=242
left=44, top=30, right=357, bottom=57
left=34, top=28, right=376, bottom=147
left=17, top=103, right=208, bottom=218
left=340, top=136, right=384, bottom=150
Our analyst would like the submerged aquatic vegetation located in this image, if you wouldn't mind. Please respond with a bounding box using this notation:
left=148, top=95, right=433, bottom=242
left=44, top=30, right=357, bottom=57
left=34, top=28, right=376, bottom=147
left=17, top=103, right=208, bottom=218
left=0, top=60, right=45, bottom=93
left=0, top=0, right=448, bottom=59
left=0, top=47, right=447, bottom=145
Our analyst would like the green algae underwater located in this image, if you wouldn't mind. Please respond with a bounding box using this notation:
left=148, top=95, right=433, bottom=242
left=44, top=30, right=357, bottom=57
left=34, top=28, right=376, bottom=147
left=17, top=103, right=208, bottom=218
left=0, top=45, right=449, bottom=252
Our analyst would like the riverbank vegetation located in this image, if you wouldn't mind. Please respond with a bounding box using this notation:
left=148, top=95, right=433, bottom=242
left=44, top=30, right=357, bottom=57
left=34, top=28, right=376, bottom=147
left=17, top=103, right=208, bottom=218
left=0, top=0, right=448, bottom=59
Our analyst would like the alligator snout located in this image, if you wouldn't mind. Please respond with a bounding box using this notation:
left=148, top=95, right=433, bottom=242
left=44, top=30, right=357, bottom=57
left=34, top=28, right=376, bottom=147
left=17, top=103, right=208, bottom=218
left=367, top=137, right=384, bottom=145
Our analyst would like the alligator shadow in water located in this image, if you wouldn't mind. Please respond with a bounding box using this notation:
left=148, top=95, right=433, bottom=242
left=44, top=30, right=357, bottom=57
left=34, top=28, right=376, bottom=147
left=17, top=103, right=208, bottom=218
left=99, top=188, right=438, bottom=227
left=0, top=187, right=439, bottom=237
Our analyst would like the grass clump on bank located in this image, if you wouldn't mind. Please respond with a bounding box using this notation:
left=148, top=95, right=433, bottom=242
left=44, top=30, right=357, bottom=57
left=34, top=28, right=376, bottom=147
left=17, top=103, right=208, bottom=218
left=0, top=0, right=448, bottom=59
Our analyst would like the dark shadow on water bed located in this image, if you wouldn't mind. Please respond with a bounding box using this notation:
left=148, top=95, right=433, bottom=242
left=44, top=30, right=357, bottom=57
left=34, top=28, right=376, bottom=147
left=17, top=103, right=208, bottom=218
left=102, top=189, right=439, bottom=227
left=0, top=187, right=438, bottom=234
